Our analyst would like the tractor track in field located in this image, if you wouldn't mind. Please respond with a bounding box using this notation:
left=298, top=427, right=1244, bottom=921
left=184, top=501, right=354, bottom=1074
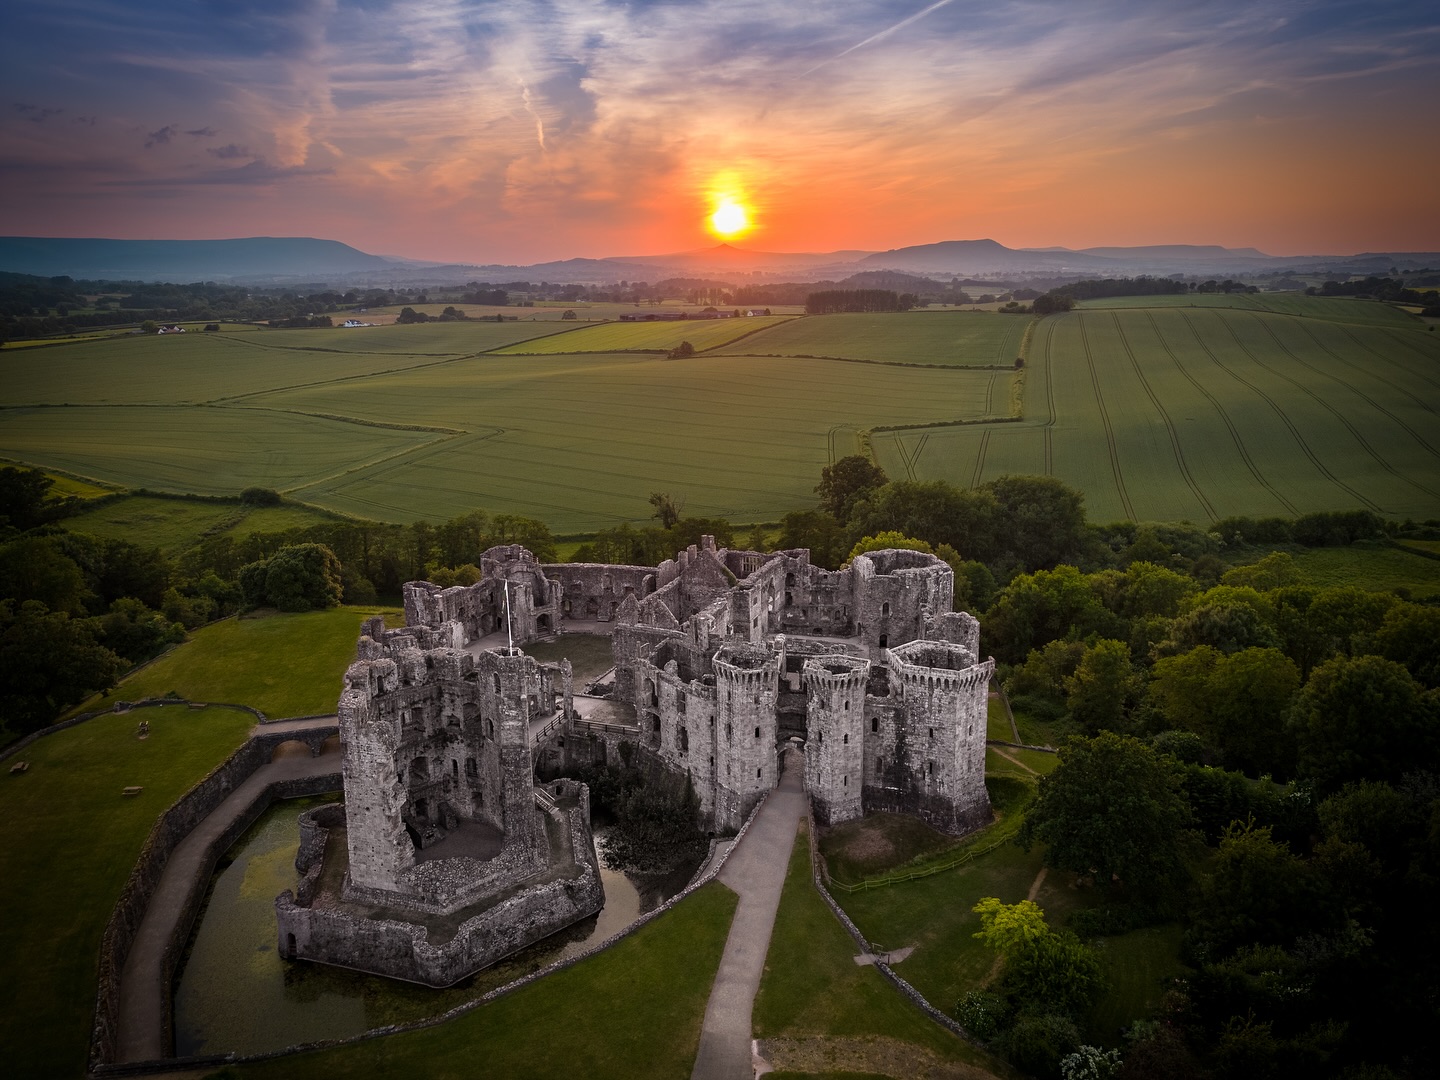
left=1150, top=313, right=1298, bottom=516
left=970, top=429, right=991, bottom=489
left=1280, top=317, right=1440, bottom=456
left=1228, top=315, right=1440, bottom=503
left=1111, top=313, right=1217, bottom=522
left=1076, top=314, right=1136, bottom=519
left=1375, top=327, right=1440, bottom=385
left=1331, top=324, right=1440, bottom=396
left=1039, top=318, right=1057, bottom=474
left=1180, top=311, right=1381, bottom=513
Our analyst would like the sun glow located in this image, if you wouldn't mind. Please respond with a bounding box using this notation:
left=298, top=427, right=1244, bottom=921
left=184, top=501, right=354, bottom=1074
left=708, top=197, right=751, bottom=239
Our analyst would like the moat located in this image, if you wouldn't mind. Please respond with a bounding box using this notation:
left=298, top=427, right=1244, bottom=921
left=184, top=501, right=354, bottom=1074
left=174, top=798, right=671, bottom=1057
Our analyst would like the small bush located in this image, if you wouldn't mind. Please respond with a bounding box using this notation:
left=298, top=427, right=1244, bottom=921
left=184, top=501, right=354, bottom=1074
left=239, top=487, right=281, bottom=507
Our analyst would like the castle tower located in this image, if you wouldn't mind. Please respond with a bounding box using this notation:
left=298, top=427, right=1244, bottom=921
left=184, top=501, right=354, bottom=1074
left=477, top=647, right=542, bottom=854
left=338, top=653, right=413, bottom=893
left=883, top=640, right=994, bottom=834
left=713, top=642, right=781, bottom=824
left=803, top=654, right=870, bottom=825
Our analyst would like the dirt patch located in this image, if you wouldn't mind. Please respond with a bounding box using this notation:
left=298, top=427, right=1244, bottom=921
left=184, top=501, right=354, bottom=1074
left=757, top=1035, right=1002, bottom=1079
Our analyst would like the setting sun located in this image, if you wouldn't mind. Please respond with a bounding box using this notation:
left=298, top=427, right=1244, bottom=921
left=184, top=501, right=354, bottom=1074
left=708, top=198, right=750, bottom=239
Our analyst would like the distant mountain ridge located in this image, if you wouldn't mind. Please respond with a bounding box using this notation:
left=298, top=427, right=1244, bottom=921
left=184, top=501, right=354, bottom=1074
left=1, top=234, right=1435, bottom=286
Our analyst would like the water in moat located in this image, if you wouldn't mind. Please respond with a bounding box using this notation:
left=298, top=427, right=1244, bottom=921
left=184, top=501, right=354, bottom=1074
left=173, top=799, right=676, bottom=1057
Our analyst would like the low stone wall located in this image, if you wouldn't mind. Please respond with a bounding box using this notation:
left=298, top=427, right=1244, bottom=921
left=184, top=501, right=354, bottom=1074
left=89, top=726, right=340, bottom=1071
left=804, top=804, right=976, bottom=1045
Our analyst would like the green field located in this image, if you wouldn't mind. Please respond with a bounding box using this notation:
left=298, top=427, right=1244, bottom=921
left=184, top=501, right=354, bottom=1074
left=873, top=304, right=1440, bottom=522
left=714, top=310, right=1028, bottom=366
left=64, top=495, right=346, bottom=553
left=4, top=298, right=1437, bottom=530
left=491, top=315, right=793, bottom=354
left=65, top=606, right=402, bottom=720
left=0, top=704, right=256, bottom=1077
left=246, top=353, right=995, bottom=529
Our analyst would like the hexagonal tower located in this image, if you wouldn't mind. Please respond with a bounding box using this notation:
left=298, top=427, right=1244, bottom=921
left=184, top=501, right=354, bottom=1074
left=882, top=639, right=994, bottom=834
left=803, top=654, right=870, bottom=826
left=713, top=641, right=780, bottom=827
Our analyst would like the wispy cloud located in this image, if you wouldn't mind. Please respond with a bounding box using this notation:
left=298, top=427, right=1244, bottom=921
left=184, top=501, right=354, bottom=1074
left=0, top=0, right=1436, bottom=257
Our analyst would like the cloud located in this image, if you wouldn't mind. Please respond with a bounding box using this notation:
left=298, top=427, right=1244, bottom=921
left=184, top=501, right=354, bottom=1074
left=207, top=143, right=252, bottom=160
left=185, top=126, right=217, bottom=138
left=144, top=124, right=177, bottom=147
left=101, top=158, right=333, bottom=187
left=13, top=102, right=63, bottom=122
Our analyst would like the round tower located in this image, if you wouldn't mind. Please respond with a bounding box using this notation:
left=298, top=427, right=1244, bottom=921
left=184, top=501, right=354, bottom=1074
left=714, top=643, right=781, bottom=823
left=803, top=654, right=870, bottom=825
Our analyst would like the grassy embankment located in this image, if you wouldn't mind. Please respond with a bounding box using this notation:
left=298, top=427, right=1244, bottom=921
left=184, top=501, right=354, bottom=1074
left=753, top=819, right=1017, bottom=1080
left=0, top=704, right=256, bottom=1077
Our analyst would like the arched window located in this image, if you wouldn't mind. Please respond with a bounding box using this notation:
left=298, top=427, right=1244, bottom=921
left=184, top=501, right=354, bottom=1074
left=493, top=672, right=501, bottom=693
left=843, top=733, right=848, bottom=744
left=680, top=728, right=689, bottom=753
left=881, top=601, right=890, bottom=617
left=871, top=717, right=878, bottom=733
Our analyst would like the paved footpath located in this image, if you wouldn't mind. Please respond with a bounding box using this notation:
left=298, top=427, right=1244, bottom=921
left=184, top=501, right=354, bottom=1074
left=115, top=727, right=341, bottom=1063
left=691, top=752, right=807, bottom=1080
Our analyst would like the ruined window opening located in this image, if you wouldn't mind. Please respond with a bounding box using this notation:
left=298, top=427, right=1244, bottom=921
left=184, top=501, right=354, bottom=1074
left=843, top=774, right=847, bottom=786
left=784, top=592, right=793, bottom=607
left=677, top=695, right=687, bottom=715
left=968, top=725, right=973, bottom=737
left=818, top=729, right=823, bottom=744
left=452, top=760, right=459, bottom=778
left=487, top=719, right=495, bottom=738
left=754, top=726, right=760, bottom=739
left=881, top=602, right=891, bottom=617
left=929, top=727, right=935, bottom=739
left=843, top=733, right=848, bottom=744
left=785, top=572, right=795, bottom=587
left=726, top=723, right=732, bottom=744
left=843, top=699, right=850, bottom=711
left=879, top=634, right=888, bottom=648
left=871, top=717, right=878, bottom=733
left=756, top=767, right=762, bottom=778
left=465, top=757, right=477, bottom=779
left=680, top=728, right=689, bottom=753
left=493, top=672, right=501, bottom=693
left=927, top=760, right=934, bottom=775
left=653, top=715, right=662, bottom=732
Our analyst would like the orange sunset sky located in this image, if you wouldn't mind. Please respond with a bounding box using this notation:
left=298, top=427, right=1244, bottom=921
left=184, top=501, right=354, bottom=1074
left=2, top=1, right=1437, bottom=263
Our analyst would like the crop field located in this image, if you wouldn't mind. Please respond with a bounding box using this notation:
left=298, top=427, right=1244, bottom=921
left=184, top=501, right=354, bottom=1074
left=491, top=315, right=793, bottom=354
left=873, top=303, right=1440, bottom=522
left=0, top=404, right=441, bottom=495
left=65, top=495, right=345, bottom=552
left=711, top=310, right=1028, bottom=366
left=249, top=353, right=996, bottom=528
left=3, top=296, right=1436, bottom=530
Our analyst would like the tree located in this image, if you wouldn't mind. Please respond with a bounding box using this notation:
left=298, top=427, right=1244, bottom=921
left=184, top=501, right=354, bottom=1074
left=1366, top=601, right=1440, bottom=687
left=239, top=486, right=281, bottom=506
left=849, top=479, right=999, bottom=561
left=983, top=475, right=1086, bottom=571
left=983, top=565, right=1121, bottom=665
left=1192, top=820, right=1322, bottom=956
left=93, top=596, right=184, bottom=664
left=0, top=600, right=123, bottom=735
left=1064, top=639, right=1142, bottom=734
left=0, top=466, right=65, bottom=531
left=0, top=535, right=89, bottom=614
left=648, top=491, right=682, bottom=530
left=776, top=509, right=849, bottom=569
left=1017, top=732, right=1194, bottom=896
left=815, top=455, right=888, bottom=521
left=845, top=531, right=932, bottom=564
left=1288, top=654, right=1439, bottom=792
left=667, top=340, right=694, bottom=358
left=561, top=309, right=577, bottom=319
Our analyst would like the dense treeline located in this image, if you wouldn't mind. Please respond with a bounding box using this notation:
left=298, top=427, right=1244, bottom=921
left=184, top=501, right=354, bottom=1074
left=804, top=288, right=918, bottom=314
left=1049, top=276, right=1189, bottom=302
left=1311, top=275, right=1440, bottom=314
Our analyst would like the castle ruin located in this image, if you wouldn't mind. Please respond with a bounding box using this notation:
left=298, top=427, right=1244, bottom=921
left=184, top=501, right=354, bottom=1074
left=276, top=538, right=993, bottom=986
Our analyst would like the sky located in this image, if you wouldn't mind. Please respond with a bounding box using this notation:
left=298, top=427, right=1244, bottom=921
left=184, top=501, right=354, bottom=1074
left=2, top=1, right=1437, bottom=263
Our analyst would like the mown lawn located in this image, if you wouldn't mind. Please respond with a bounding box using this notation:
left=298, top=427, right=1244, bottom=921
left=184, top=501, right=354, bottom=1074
left=754, top=820, right=1011, bottom=1077
left=66, top=605, right=403, bottom=720
left=0, top=704, right=255, bottom=1078
left=235, top=881, right=738, bottom=1080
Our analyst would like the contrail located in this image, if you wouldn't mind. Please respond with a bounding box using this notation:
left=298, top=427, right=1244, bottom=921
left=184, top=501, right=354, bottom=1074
left=519, top=81, right=547, bottom=152
left=800, top=0, right=960, bottom=77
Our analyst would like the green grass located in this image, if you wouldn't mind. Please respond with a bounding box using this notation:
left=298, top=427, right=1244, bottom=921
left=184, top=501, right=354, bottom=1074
left=0, top=405, right=442, bottom=497
left=754, top=821, right=1010, bottom=1077
left=521, top=634, right=615, bottom=682
left=491, top=315, right=794, bottom=354
left=714, top=311, right=1029, bottom=367
left=6, top=295, right=1436, bottom=531
left=248, top=353, right=995, bottom=531
left=235, top=881, right=738, bottom=1080
left=65, top=606, right=402, bottom=720
left=819, top=813, right=973, bottom=885
left=1226, top=542, right=1440, bottom=599
left=1086, top=924, right=1189, bottom=1044
left=64, top=494, right=247, bottom=551
left=875, top=302, right=1440, bottom=522
left=0, top=704, right=256, bottom=1078
left=44, top=471, right=119, bottom=498
left=64, top=495, right=353, bottom=554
